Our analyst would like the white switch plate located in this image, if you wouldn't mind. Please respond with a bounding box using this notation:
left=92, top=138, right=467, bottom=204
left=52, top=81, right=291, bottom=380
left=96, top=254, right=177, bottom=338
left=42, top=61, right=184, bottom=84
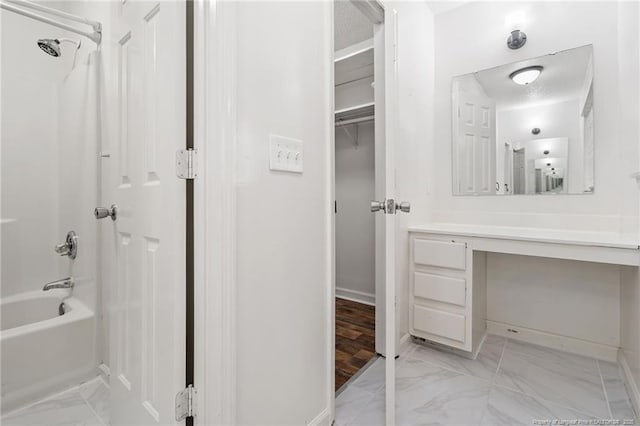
left=269, top=135, right=303, bottom=173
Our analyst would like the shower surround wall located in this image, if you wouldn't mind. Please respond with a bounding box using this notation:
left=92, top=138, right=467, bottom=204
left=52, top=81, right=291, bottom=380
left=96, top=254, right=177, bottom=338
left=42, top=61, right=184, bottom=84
left=1, top=0, right=101, bottom=410
left=1, top=1, right=99, bottom=318
left=1, top=12, right=62, bottom=298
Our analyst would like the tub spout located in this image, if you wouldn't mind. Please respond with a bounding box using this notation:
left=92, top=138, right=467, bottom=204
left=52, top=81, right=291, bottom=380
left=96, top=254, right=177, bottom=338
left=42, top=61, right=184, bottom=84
left=43, top=277, right=73, bottom=291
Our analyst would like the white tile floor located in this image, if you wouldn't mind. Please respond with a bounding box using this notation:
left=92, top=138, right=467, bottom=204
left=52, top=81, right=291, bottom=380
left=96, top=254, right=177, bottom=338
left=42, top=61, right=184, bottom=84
left=336, top=335, right=639, bottom=426
left=1, top=377, right=109, bottom=426
left=2, top=340, right=636, bottom=426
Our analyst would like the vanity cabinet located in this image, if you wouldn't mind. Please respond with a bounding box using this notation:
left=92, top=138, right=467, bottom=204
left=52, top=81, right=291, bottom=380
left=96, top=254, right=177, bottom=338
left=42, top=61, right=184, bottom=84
left=409, top=233, right=487, bottom=355
left=409, top=224, right=640, bottom=358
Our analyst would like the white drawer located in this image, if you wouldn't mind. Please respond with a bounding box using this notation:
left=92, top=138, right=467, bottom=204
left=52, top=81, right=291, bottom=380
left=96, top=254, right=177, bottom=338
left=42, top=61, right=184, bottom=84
left=414, top=239, right=466, bottom=270
left=413, top=305, right=466, bottom=342
left=414, top=272, right=466, bottom=306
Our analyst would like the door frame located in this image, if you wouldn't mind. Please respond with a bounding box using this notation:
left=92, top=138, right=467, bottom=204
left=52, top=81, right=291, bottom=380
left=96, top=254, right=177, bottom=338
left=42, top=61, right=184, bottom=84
left=332, top=1, right=399, bottom=424
left=192, top=1, right=398, bottom=424
left=193, top=0, right=237, bottom=424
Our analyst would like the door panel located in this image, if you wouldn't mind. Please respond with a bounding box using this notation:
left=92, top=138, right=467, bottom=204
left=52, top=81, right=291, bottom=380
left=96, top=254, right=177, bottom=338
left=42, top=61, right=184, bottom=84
left=455, top=93, right=496, bottom=195
left=108, top=1, right=186, bottom=424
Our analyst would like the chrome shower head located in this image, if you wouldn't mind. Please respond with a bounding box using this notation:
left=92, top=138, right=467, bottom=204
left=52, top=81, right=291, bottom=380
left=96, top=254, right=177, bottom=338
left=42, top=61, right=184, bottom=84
left=36, top=38, right=81, bottom=58
left=37, top=38, right=61, bottom=57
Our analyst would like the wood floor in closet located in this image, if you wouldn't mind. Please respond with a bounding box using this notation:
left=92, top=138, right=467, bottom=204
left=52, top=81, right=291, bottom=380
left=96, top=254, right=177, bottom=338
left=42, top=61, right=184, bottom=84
left=335, top=298, right=376, bottom=391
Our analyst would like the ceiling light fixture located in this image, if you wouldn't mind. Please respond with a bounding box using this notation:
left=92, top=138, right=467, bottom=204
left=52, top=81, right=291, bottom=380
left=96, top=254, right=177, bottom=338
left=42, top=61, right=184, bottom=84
left=509, top=66, right=543, bottom=85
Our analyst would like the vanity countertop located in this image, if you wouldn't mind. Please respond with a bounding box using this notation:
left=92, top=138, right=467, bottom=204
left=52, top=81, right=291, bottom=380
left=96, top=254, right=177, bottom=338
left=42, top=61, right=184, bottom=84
left=409, top=223, right=640, bottom=250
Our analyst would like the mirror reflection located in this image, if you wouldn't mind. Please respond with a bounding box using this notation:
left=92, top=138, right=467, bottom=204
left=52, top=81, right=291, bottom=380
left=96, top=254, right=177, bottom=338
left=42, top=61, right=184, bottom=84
left=452, top=45, right=594, bottom=195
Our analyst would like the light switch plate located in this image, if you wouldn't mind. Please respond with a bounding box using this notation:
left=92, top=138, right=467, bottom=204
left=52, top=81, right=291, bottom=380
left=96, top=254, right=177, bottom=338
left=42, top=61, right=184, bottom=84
left=269, top=135, right=303, bottom=173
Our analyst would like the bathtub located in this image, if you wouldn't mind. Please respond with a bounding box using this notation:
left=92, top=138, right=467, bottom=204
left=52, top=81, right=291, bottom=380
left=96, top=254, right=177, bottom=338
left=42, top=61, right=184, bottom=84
left=1, top=290, right=95, bottom=413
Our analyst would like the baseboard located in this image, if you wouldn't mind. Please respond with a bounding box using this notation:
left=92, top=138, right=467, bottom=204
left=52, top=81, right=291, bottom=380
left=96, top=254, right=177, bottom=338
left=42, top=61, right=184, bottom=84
left=486, top=320, right=619, bottom=362
left=307, top=407, right=332, bottom=426
left=335, top=287, right=375, bottom=306
left=619, top=350, right=640, bottom=419
left=399, top=333, right=412, bottom=356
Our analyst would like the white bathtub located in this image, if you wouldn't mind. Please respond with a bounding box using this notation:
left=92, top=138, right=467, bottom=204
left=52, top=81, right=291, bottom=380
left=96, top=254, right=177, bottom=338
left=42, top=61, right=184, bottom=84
left=1, top=290, right=95, bottom=413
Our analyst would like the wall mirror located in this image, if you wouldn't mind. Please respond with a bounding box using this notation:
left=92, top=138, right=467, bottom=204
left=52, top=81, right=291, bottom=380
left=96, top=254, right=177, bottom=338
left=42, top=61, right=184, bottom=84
left=452, top=45, right=594, bottom=196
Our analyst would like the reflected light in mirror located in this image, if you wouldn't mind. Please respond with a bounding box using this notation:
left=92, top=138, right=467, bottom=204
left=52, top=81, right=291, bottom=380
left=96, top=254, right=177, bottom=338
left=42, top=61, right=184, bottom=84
left=509, top=66, right=543, bottom=85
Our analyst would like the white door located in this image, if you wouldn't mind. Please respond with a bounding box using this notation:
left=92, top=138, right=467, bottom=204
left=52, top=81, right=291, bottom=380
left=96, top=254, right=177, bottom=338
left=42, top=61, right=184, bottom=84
left=106, top=1, right=186, bottom=424
left=373, top=16, right=387, bottom=359
left=513, top=148, right=526, bottom=194
left=371, top=7, right=400, bottom=425
left=455, top=92, right=496, bottom=195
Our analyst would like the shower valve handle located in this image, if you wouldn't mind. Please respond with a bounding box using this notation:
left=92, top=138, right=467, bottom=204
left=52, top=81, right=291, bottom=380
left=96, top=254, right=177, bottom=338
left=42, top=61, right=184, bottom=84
left=94, top=204, right=117, bottom=221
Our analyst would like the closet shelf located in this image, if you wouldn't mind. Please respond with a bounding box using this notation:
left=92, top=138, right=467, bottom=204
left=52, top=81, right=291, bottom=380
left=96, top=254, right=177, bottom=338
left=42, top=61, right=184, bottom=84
left=335, top=38, right=374, bottom=86
left=334, top=38, right=373, bottom=63
left=335, top=102, right=374, bottom=126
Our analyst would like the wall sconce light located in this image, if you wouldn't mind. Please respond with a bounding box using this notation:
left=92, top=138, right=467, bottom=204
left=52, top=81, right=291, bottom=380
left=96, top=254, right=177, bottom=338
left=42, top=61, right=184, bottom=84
left=506, top=11, right=527, bottom=50
left=507, top=29, right=527, bottom=49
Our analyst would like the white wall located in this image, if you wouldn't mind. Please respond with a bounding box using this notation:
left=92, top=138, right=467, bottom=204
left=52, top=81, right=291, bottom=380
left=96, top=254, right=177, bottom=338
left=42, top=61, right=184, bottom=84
left=619, top=0, right=640, bottom=413
left=429, top=1, right=638, bottom=233
left=335, top=122, right=375, bottom=302
left=487, top=254, right=620, bottom=347
left=621, top=266, right=640, bottom=410
left=233, top=2, right=332, bottom=424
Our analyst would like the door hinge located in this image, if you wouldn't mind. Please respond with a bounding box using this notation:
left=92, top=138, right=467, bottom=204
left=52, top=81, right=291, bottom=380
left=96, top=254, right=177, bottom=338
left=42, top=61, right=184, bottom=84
left=175, top=384, right=197, bottom=421
left=176, top=149, right=198, bottom=180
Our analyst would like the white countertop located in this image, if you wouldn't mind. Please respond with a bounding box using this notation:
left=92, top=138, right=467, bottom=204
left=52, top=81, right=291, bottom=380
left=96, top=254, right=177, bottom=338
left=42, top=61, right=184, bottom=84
left=408, top=223, right=640, bottom=250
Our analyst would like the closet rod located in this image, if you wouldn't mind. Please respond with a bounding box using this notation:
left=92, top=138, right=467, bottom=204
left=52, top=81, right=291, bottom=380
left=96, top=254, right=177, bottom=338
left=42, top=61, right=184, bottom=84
left=335, top=115, right=375, bottom=127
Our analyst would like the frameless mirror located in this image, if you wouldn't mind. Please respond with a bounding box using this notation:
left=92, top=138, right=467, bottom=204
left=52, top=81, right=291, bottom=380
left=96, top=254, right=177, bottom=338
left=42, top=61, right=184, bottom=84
left=452, top=45, right=594, bottom=195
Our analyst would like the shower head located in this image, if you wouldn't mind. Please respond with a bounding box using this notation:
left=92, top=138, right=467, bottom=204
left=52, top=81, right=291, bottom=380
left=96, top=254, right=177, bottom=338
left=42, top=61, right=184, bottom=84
left=36, top=38, right=81, bottom=57
left=37, top=38, right=61, bottom=57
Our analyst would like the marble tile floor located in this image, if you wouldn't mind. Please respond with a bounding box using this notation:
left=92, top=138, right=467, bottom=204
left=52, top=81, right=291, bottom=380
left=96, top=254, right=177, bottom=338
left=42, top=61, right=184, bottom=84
left=2, top=376, right=109, bottom=426
left=336, top=335, right=638, bottom=425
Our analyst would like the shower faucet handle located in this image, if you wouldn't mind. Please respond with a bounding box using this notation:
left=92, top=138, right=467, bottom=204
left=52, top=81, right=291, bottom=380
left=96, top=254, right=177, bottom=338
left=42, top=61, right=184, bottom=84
left=54, top=231, right=78, bottom=259
left=94, top=204, right=117, bottom=221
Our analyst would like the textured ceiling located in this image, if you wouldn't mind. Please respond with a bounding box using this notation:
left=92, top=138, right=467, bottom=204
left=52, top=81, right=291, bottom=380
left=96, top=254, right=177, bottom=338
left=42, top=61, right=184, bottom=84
left=473, top=45, right=592, bottom=110
left=334, top=1, right=373, bottom=51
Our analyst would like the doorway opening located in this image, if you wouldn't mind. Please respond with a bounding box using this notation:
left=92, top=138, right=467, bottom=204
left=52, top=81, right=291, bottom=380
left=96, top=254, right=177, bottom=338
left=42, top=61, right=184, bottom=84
left=333, top=0, right=386, bottom=393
